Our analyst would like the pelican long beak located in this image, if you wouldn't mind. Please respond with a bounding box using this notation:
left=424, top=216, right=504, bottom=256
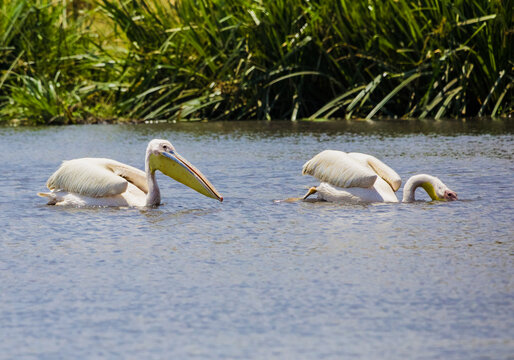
left=444, top=189, right=458, bottom=201
left=421, top=182, right=441, bottom=201
left=150, top=151, right=223, bottom=202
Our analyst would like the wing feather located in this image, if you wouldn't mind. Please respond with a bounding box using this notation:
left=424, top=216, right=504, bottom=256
left=46, top=158, right=146, bottom=197
left=302, top=150, right=378, bottom=188
left=107, top=162, right=148, bottom=194
left=302, top=150, right=402, bottom=191
left=348, top=153, right=401, bottom=191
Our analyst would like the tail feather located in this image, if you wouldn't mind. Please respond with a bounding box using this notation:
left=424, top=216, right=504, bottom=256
left=37, top=192, right=58, bottom=205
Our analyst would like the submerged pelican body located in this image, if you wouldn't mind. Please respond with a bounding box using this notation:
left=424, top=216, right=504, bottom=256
left=302, top=150, right=457, bottom=203
left=38, top=139, right=223, bottom=207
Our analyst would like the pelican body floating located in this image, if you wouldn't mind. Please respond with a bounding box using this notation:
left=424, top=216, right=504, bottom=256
left=38, top=139, right=223, bottom=207
left=302, top=150, right=457, bottom=203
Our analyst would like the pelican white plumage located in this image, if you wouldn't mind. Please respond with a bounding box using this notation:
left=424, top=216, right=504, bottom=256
left=302, top=150, right=457, bottom=203
left=38, top=139, right=223, bottom=207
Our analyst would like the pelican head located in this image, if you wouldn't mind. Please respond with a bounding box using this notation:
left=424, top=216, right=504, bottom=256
left=422, top=176, right=458, bottom=201
left=146, top=139, right=223, bottom=202
left=403, top=174, right=457, bottom=202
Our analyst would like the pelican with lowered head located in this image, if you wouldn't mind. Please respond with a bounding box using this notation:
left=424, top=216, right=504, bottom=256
left=38, top=139, right=223, bottom=207
left=302, top=150, right=457, bottom=203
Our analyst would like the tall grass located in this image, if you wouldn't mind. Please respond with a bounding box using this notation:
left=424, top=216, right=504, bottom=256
left=100, top=0, right=513, bottom=121
left=310, top=0, right=513, bottom=119
left=0, top=0, right=512, bottom=124
left=0, top=0, right=118, bottom=124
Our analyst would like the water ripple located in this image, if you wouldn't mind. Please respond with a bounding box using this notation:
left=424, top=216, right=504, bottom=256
left=0, top=121, right=512, bottom=359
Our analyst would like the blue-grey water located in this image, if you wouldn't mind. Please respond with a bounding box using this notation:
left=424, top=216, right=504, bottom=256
left=0, top=120, right=513, bottom=359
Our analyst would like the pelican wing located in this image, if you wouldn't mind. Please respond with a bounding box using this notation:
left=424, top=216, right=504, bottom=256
left=302, top=150, right=378, bottom=188
left=302, top=150, right=402, bottom=191
left=348, top=153, right=401, bottom=191
left=47, top=158, right=147, bottom=197
left=107, top=161, right=148, bottom=194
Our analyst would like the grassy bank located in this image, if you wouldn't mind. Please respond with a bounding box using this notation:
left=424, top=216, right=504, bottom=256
left=0, top=0, right=512, bottom=125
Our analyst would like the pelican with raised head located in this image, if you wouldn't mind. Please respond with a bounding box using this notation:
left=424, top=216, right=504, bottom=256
left=302, top=150, right=457, bottom=203
left=38, top=139, right=223, bottom=207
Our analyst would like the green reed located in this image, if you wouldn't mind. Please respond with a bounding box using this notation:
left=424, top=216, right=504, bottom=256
left=1, top=0, right=512, bottom=124
left=0, top=0, right=118, bottom=124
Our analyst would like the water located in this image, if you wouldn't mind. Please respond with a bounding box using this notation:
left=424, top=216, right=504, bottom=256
left=0, top=120, right=513, bottom=359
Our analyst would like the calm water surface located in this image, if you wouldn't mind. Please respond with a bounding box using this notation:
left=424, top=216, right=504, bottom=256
left=0, top=120, right=513, bottom=359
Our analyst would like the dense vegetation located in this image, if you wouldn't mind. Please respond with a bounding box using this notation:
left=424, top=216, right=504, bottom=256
left=0, top=0, right=512, bottom=125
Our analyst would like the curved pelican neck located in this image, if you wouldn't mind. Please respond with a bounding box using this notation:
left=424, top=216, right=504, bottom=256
left=145, top=151, right=161, bottom=206
left=402, top=174, right=438, bottom=202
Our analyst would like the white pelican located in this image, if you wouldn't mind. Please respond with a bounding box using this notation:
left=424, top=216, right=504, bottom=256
left=38, top=139, right=223, bottom=207
left=302, top=150, right=457, bottom=203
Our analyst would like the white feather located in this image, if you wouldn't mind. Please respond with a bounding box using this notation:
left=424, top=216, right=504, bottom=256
left=315, top=180, right=397, bottom=203
left=301, top=151, right=457, bottom=203
left=302, top=150, right=401, bottom=191
left=39, top=182, right=147, bottom=207
left=39, top=139, right=223, bottom=207
left=46, top=158, right=147, bottom=198
left=346, top=152, right=401, bottom=191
